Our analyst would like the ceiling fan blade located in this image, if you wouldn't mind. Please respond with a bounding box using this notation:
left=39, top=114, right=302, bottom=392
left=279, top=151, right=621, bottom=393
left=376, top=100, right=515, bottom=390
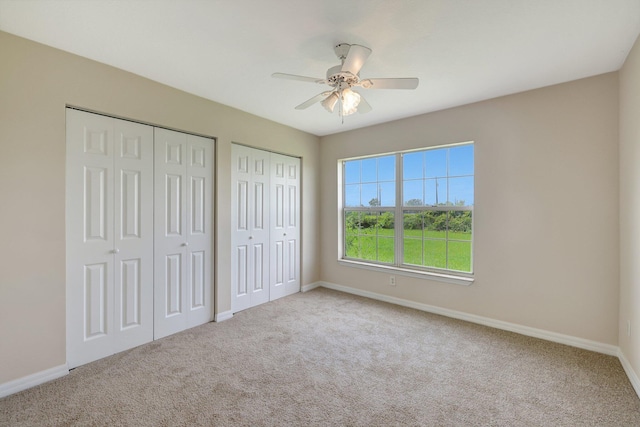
left=361, top=78, right=419, bottom=90
left=272, top=73, right=325, bottom=84
left=295, top=92, right=332, bottom=110
left=356, top=93, right=372, bottom=114
left=341, top=44, right=372, bottom=75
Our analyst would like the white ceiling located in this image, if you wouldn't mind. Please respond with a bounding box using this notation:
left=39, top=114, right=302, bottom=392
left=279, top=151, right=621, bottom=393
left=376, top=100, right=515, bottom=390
left=1, top=0, right=639, bottom=136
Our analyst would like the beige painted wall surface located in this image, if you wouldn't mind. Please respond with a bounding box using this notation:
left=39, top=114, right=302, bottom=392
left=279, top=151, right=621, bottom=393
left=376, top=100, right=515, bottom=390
left=0, top=31, right=320, bottom=384
left=619, top=34, right=640, bottom=377
left=320, top=73, right=620, bottom=345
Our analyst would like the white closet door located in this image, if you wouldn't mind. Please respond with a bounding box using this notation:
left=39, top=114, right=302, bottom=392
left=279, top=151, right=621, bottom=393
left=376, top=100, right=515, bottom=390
left=231, top=144, right=270, bottom=312
left=185, top=134, right=213, bottom=328
left=270, top=153, right=301, bottom=300
left=154, top=128, right=213, bottom=339
left=112, top=119, right=154, bottom=352
left=66, top=109, right=153, bottom=368
left=66, top=110, right=115, bottom=368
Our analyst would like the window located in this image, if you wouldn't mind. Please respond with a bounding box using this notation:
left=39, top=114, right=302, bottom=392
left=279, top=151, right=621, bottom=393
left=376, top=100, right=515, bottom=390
left=341, top=143, right=474, bottom=276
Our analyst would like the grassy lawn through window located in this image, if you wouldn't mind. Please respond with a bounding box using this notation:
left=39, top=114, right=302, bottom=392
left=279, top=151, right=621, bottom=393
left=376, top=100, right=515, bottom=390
left=345, top=214, right=472, bottom=272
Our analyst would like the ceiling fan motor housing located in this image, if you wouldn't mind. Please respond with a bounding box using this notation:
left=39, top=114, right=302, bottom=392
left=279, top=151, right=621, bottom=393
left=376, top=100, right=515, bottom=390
left=326, top=65, right=359, bottom=88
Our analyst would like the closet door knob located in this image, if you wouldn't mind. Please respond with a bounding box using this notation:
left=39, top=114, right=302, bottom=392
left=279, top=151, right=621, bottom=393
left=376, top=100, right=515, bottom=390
left=112, top=249, right=120, bottom=254
left=283, top=233, right=287, bottom=236
left=249, top=236, right=253, bottom=240
left=182, top=242, right=189, bottom=247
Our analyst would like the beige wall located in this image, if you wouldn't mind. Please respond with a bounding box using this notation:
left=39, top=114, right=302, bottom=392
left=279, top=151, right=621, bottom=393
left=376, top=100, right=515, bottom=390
left=620, top=35, right=640, bottom=376
left=0, top=31, right=320, bottom=384
left=320, top=73, right=620, bottom=345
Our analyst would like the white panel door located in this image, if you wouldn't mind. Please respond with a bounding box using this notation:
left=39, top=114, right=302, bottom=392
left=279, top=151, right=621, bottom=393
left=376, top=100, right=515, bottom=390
left=231, top=144, right=251, bottom=312
left=269, top=153, right=301, bottom=301
left=154, top=128, right=213, bottom=339
left=112, top=119, right=154, bottom=353
left=154, top=128, right=187, bottom=339
left=66, top=109, right=153, bottom=368
left=185, top=134, right=213, bottom=328
left=231, top=144, right=270, bottom=312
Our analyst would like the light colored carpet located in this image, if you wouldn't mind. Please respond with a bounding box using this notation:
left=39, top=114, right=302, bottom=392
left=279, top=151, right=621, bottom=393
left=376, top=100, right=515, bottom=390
left=1, top=287, right=639, bottom=426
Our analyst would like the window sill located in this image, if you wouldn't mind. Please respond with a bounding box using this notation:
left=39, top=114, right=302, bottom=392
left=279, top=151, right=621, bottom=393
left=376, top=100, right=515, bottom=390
left=337, top=259, right=474, bottom=286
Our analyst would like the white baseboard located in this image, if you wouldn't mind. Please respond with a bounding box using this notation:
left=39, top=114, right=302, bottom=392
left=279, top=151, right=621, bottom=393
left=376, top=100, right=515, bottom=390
left=316, top=281, right=619, bottom=356
left=618, top=350, right=640, bottom=398
left=0, top=364, right=68, bottom=399
left=215, top=310, right=233, bottom=322
left=301, top=281, right=322, bottom=293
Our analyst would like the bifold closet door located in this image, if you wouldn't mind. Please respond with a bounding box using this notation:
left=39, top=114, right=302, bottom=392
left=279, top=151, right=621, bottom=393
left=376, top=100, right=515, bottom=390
left=269, top=153, right=301, bottom=301
left=231, top=145, right=301, bottom=312
left=154, top=128, right=213, bottom=339
left=231, top=144, right=271, bottom=312
left=66, top=109, right=154, bottom=368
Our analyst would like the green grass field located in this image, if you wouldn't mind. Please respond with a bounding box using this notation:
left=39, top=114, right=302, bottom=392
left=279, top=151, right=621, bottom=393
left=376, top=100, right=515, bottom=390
left=345, top=228, right=472, bottom=272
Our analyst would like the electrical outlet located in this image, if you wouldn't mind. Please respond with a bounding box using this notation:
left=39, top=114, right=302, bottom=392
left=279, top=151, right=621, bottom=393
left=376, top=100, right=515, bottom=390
left=628, top=320, right=631, bottom=337
left=389, top=276, right=396, bottom=286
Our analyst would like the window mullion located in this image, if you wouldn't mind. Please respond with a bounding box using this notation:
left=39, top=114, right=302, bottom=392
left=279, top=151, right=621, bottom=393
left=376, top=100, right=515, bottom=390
left=444, top=150, right=449, bottom=270
left=342, top=162, right=346, bottom=258
left=395, top=153, right=403, bottom=267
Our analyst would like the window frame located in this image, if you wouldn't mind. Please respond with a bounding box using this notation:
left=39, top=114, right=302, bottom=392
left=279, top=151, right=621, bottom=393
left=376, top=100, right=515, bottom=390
left=339, top=142, right=474, bottom=284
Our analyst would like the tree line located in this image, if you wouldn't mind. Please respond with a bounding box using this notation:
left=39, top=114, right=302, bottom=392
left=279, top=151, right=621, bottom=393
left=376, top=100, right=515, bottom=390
left=345, top=210, right=471, bottom=233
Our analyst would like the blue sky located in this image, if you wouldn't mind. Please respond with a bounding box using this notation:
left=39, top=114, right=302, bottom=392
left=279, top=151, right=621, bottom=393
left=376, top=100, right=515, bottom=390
left=344, top=144, right=474, bottom=207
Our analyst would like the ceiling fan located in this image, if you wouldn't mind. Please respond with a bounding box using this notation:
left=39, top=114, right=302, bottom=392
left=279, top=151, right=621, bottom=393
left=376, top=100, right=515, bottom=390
left=272, top=43, right=419, bottom=118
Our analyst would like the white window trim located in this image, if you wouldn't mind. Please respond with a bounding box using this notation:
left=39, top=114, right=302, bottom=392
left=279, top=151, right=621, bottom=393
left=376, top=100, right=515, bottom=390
left=337, top=259, right=474, bottom=286
left=338, top=141, right=474, bottom=282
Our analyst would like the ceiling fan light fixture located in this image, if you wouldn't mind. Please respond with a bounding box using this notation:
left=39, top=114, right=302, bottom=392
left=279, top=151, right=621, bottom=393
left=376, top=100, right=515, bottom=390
left=340, top=88, right=361, bottom=116
left=321, top=92, right=339, bottom=113
left=273, top=42, right=419, bottom=120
